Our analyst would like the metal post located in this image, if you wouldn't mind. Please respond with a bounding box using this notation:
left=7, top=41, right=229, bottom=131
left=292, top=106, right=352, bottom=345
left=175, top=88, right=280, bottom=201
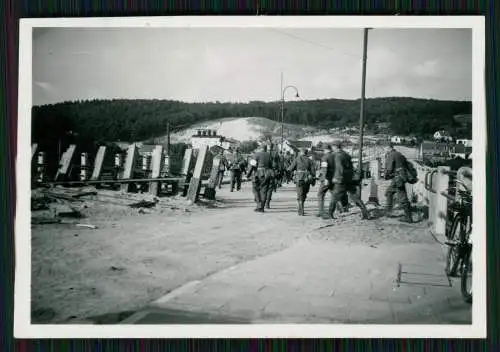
left=358, top=28, right=369, bottom=196
left=280, top=72, right=284, bottom=153
left=166, top=121, right=171, bottom=158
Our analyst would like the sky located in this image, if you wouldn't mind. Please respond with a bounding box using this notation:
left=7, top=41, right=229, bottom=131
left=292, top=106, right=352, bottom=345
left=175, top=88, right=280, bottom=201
left=32, top=27, right=472, bottom=106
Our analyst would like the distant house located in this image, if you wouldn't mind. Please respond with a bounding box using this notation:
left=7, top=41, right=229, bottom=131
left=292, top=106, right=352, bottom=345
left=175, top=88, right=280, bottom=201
left=419, top=141, right=451, bottom=160
left=449, top=144, right=472, bottom=159
left=376, top=122, right=390, bottom=129
left=190, top=129, right=227, bottom=150
left=220, top=137, right=239, bottom=151
left=456, top=139, right=473, bottom=148
left=390, top=136, right=404, bottom=144
left=433, top=130, right=453, bottom=142
left=282, top=140, right=313, bottom=154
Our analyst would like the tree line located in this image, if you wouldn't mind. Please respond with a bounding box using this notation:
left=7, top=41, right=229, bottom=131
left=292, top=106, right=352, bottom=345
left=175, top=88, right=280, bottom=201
left=32, top=97, right=472, bottom=152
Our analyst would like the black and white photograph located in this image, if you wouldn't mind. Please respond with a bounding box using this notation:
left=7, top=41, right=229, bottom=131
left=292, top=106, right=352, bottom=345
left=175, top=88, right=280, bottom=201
left=15, top=16, right=486, bottom=338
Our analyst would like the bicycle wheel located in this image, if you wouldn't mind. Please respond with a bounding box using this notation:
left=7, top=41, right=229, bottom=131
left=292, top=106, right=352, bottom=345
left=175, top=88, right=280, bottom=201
left=461, top=245, right=473, bottom=303
left=445, top=215, right=462, bottom=277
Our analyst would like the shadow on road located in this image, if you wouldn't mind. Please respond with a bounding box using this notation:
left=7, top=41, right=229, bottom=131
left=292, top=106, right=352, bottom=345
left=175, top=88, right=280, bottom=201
left=121, top=307, right=251, bottom=324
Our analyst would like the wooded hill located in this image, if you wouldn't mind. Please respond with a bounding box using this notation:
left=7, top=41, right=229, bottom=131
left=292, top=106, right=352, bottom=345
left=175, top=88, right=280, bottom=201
left=32, top=97, right=472, bottom=149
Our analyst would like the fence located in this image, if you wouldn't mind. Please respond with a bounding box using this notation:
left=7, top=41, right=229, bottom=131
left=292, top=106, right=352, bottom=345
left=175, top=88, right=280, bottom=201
left=31, top=143, right=225, bottom=203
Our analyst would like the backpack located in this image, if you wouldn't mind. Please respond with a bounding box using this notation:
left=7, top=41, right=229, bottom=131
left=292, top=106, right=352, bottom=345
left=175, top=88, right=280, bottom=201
left=405, top=160, right=418, bottom=184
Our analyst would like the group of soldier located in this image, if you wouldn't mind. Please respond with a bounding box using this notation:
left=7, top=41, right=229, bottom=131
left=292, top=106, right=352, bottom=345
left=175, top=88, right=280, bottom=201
left=215, top=140, right=415, bottom=223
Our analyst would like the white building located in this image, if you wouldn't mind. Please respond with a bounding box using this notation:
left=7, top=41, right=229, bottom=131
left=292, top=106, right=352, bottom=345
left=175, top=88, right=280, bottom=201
left=456, top=139, right=473, bottom=148
left=390, top=136, right=404, bottom=144
left=449, top=144, right=472, bottom=159
left=190, top=129, right=238, bottom=151
left=433, top=130, right=453, bottom=142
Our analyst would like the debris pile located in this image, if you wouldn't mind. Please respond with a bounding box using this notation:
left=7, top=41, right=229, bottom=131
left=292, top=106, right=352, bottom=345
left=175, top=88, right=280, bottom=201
left=31, top=185, right=200, bottom=226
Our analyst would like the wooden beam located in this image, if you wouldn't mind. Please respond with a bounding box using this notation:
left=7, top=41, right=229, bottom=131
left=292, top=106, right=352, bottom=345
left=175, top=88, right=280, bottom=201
left=91, top=146, right=107, bottom=180
left=54, top=144, right=77, bottom=181
left=149, top=145, right=164, bottom=196
left=120, top=144, right=139, bottom=192
left=186, top=146, right=208, bottom=203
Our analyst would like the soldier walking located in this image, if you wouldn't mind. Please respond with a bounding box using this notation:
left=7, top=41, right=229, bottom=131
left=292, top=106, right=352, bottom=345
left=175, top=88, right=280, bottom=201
left=276, top=151, right=285, bottom=188
left=247, top=144, right=273, bottom=212
left=229, top=148, right=246, bottom=192
left=215, top=149, right=229, bottom=189
left=328, top=142, right=370, bottom=220
left=264, top=143, right=280, bottom=208
left=317, top=144, right=336, bottom=218
left=384, top=142, right=413, bottom=223
left=287, top=148, right=315, bottom=216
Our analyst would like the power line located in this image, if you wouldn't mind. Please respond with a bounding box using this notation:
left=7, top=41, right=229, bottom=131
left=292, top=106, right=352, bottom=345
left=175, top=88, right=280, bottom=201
left=267, top=28, right=361, bottom=60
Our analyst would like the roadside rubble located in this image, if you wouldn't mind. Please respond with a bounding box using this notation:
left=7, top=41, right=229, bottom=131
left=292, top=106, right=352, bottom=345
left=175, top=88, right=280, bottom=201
left=30, top=185, right=206, bottom=227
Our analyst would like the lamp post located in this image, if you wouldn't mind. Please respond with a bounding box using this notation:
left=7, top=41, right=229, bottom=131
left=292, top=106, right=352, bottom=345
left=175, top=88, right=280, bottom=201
left=358, top=27, right=371, bottom=195
left=280, top=72, right=300, bottom=153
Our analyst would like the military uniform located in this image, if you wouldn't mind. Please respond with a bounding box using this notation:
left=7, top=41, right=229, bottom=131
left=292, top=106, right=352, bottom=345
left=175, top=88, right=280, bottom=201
left=384, top=148, right=413, bottom=222
left=276, top=152, right=286, bottom=188
left=215, top=152, right=229, bottom=189
left=247, top=148, right=273, bottom=212
left=264, top=146, right=280, bottom=208
left=283, top=153, right=293, bottom=183
left=288, top=151, right=315, bottom=216
left=317, top=150, right=336, bottom=217
left=229, top=151, right=246, bottom=192
left=329, top=148, right=370, bottom=219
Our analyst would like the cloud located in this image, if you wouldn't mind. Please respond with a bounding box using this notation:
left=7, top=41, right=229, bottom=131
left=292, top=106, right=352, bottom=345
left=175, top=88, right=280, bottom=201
left=34, top=81, right=54, bottom=91
left=31, top=28, right=472, bottom=106
left=411, top=59, right=441, bottom=78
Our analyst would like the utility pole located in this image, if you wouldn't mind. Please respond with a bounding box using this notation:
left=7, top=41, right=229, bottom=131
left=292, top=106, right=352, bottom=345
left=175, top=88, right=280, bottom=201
left=280, top=71, right=284, bottom=153
left=166, top=121, right=171, bottom=159
left=358, top=28, right=369, bottom=196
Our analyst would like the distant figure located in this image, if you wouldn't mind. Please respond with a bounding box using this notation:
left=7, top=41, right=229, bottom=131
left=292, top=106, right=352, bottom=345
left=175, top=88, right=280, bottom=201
left=247, top=144, right=273, bottom=212
left=265, top=143, right=280, bottom=208
left=229, top=148, right=246, bottom=192
left=283, top=151, right=294, bottom=183
left=384, top=142, right=413, bottom=223
left=317, top=144, right=335, bottom=218
left=215, top=149, right=229, bottom=189
left=329, top=142, right=370, bottom=220
left=276, top=151, right=286, bottom=188
left=288, top=148, right=315, bottom=216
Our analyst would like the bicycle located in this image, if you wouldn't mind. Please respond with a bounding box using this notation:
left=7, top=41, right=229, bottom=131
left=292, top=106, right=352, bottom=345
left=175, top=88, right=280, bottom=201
left=444, top=179, right=472, bottom=304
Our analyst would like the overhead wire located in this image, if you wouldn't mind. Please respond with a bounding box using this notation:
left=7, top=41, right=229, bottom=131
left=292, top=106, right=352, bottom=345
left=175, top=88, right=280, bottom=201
left=266, top=28, right=362, bottom=60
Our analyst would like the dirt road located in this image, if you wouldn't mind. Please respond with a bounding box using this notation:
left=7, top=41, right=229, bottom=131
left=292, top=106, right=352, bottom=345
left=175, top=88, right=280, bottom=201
left=32, top=181, right=333, bottom=323
left=31, top=179, right=469, bottom=324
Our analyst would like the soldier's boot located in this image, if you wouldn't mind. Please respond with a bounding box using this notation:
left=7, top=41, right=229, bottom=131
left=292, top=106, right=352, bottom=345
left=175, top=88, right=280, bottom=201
left=384, top=195, right=394, bottom=216
left=317, top=197, right=324, bottom=217
left=324, top=201, right=335, bottom=220
left=297, top=201, right=303, bottom=216
left=260, top=199, right=267, bottom=212
left=400, top=206, right=413, bottom=223
left=355, top=201, right=370, bottom=220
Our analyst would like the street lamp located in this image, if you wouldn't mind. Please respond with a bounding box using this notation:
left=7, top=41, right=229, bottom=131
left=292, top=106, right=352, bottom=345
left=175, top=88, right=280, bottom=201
left=280, top=73, right=300, bottom=153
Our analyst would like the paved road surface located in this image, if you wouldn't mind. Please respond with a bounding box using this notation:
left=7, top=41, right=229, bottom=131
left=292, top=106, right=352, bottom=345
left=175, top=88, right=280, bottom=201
left=118, top=180, right=471, bottom=325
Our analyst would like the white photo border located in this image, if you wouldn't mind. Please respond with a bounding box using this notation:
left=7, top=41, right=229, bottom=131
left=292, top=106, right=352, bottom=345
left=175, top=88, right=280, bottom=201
left=15, top=15, right=487, bottom=339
